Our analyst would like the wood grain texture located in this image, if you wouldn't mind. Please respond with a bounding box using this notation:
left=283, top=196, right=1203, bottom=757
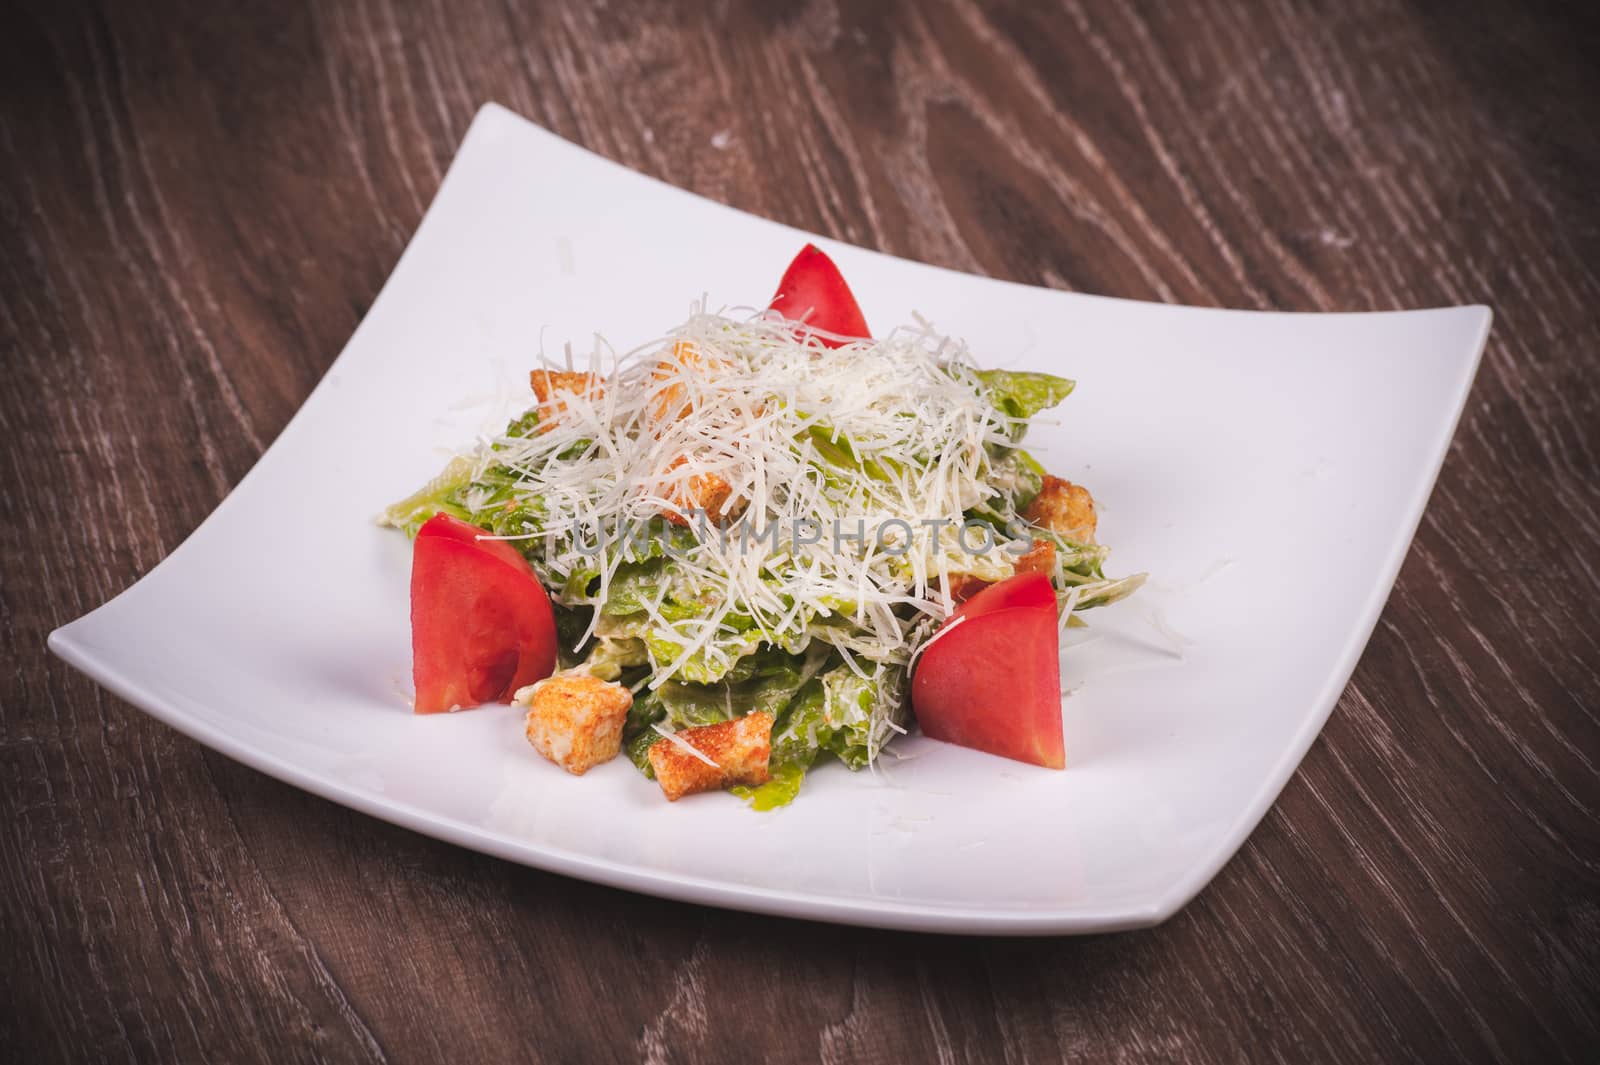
left=3, top=0, right=1598, bottom=1060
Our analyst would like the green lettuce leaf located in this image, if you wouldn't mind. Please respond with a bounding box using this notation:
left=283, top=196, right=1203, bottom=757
left=975, top=370, right=1075, bottom=438
left=996, top=448, right=1046, bottom=511
left=624, top=687, right=668, bottom=777
left=381, top=409, right=547, bottom=538
left=579, top=636, right=649, bottom=680
left=380, top=455, right=476, bottom=536
left=552, top=604, right=596, bottom=669
left=771, top=658, right=907, bottom=771
left=656, top=646, right=813, bottom=727
left=640, top=627, right=765, bottom=685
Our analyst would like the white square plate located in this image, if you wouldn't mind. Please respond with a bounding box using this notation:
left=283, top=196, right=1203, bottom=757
left=49, top=104, right=1489, bottom=934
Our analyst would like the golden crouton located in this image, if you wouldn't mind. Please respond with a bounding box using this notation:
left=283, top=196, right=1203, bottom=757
left=945, top=539, right=1056, bottom=603
left=528, top=370, right=603, bottom=432
left=1015, top=537, right=1057, bottom=577
left=651, top=341, right=701, bottom=422
left=520, top=672, right=633, bottom=775
left=1025, top=475, right=1097, bottom=543
left=659, top=454, right=734, bottom=527
left=651, top=340, right=737, bottom=423
left=648, top=712, right=774, bottom=802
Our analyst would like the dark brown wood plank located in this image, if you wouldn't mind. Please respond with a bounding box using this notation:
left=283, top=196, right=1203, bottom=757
left=2, top=0, right=1596, bottom=1061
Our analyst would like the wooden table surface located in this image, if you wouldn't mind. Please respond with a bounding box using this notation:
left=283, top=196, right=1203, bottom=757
left=4, top=0, right=1597, bottom=1061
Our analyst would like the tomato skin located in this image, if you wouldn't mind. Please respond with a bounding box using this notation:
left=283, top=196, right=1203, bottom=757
left=911, top=573, right=1065, bottom=769
left=411, top=515, right=557, bottom=713
left=950, top=568, right=1058, bottom=618
left=416, top=511, right=533, bottom=573
left=769, top=243, right=870, bottom=347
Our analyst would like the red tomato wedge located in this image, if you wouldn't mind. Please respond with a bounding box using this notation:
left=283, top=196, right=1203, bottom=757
left=769, top=243, right=870, bottom=347
left=910, top=572, right=1065, bottom=769
left=411, top=513, right=557, bottom=713
left=417, top=511, right=535, bottom=571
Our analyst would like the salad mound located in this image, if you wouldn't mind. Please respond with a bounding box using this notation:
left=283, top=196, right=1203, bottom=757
left=384, top=247, right=1141, bottom=806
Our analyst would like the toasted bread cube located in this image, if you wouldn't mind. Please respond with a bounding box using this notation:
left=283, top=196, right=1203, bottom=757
left=651, top=340, right=737, bottom=422
left=1024, top=475, right=1097, bottom=543
left=520, top=672, right=633, bottom=775
left=659, top=454, right=734, bottom=526
left=528, top=370, right=604, bottom=433
left=648, top=712, right=774, bottom=801
left=651, top=341, right=701, bottom=422
left=1014, top=537, right=1057, bottom=577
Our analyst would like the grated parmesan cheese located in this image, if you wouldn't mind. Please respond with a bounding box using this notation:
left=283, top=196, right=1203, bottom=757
left=474, top=307, right=1026, bottom=686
